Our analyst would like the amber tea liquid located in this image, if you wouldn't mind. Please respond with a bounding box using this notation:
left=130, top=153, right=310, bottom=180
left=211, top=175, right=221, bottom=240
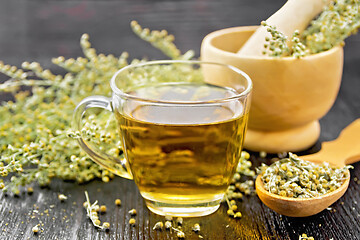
left=116, top=82, right=248, bottom=216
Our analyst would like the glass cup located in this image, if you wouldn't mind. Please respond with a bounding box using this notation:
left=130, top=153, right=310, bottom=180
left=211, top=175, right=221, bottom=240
left=73, top=60, right=252, bottom=217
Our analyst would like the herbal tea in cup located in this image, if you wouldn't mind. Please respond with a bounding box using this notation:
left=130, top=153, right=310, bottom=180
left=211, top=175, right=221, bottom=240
left=73, top=60, right=252, bottom=217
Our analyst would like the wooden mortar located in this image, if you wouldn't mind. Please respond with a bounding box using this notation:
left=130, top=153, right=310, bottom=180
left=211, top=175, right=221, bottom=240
left=201, top=26, right=343, bottom=153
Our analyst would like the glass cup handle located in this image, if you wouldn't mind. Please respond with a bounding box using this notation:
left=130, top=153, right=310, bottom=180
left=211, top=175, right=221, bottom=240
left=72, top=95, right=133, bottom=180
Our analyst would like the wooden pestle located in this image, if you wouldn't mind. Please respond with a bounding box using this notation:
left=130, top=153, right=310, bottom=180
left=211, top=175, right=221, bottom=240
left=237, top=0, right=331, bottom=56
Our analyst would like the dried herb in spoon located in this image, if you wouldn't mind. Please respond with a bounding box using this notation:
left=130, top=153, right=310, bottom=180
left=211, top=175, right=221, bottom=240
left=257, top=153, right=352, bottom=198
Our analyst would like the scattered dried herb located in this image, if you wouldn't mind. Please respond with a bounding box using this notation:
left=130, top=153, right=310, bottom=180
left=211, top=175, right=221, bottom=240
left=83, top=191, right=108, bottom=230
left=129, top=218, right=136, bottom=226
left=58, top=194, right=68, bottom=202
left=99, top=205, right=107, bottom=213
left=115, top=199, right=121, bottom=206
left=175, top=229, right=185, bottom=239
left=164, top=221, right=172, bottom=229
left=222, top=151, right=255, bottom=218
left=192, top=223, right=200, bottom=232
left=299, top=233, right=315, bottom=240
left=32, top=225, right=39, bottom=234
left=128, top=209, right=137, bottom=216
left=153, top=222, right=164, bottom=230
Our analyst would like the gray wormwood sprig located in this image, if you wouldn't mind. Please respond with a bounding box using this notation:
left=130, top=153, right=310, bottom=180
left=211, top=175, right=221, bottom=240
left=83, top=191, right=110, bottom=230
left=258, top=153, right=352, bottom=198
left=291, top=30, right=309, bottom=58
left=261, top=21, right=308, bottom=58
left=261, top=21, right=290, bottom=57
left=262, top=0, right=360, bottom=57
left=131, top=20, right=195, bottom=60
left=303, top=0, right=360, bottom=54
left=0, top=22, right=193, bottom=194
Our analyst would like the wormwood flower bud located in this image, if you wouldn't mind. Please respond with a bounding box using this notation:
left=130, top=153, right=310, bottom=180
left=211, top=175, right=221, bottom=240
left=129, top=218, right=136, bottom=226
left=102, top=222, right=110, bottom=229
left=58, top=194, right=67, bottom=202
left=192, top=223, right=200, bottom=232
left=165, top=221, right=172, bottom=229
left=115, top=199, right=121, bottom=206
left=27, top=187, right=33, bottom=194
left=234, top=212, right=242, bottom=218
left=99, top=205, right=107, bottom=213
left=177, top=231, right=185, bottom=239
left=176, top=217, right=183, bottom=225
left=21, top=62, right=30, bottom=68
left=32, top=225, right=39, bottom=233
left=129, top=209, right=137, bottom=215
left=153, top=222, right=163, bottom=230
left=227, top=209, right=234, bottom=216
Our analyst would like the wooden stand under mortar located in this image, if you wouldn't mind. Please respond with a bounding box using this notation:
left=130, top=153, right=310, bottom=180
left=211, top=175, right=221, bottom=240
left=201, top=26, right=343, bottom=153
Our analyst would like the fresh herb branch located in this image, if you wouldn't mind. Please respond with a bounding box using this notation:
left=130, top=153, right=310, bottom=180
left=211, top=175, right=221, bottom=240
left=262, top=0, right=360, bottom=57
left=0, top=21, right=193, bottom=194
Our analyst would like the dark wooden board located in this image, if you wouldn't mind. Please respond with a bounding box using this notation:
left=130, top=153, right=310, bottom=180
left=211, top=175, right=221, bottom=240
left=1, top=0, right=360, bottom=239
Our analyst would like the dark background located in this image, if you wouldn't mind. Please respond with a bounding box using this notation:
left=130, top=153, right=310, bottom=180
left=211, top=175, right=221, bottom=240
left=0, top=0, right=359, bottom=239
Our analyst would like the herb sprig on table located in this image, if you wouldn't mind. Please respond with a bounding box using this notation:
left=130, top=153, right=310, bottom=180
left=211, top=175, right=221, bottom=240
left=0, top=21, right=194, bottom=194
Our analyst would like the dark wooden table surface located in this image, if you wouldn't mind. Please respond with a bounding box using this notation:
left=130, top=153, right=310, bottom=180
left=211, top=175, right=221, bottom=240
left=1, top=0, right=359, bottom=239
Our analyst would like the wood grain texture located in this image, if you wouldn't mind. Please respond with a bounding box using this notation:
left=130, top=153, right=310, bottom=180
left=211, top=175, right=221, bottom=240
left=1, top=0, right=360, bottom=239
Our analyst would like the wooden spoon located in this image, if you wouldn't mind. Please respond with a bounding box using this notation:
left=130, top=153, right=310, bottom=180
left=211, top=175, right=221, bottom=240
left=255, top=119, right=360, bottom=217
